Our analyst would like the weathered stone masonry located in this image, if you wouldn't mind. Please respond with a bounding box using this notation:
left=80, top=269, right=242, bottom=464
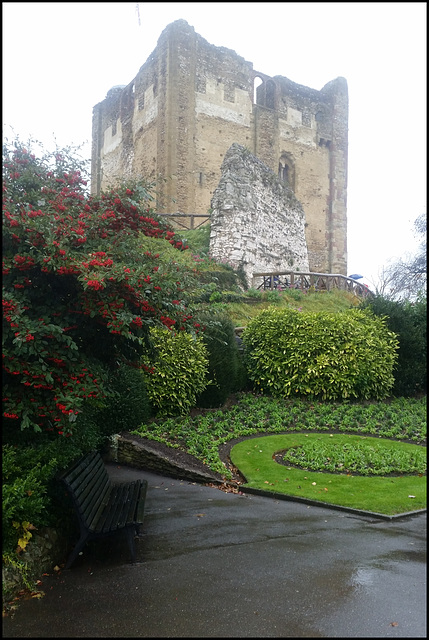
left=91, top=19, right=348, bottom=274
left=210, top=143, right=309, bottom=286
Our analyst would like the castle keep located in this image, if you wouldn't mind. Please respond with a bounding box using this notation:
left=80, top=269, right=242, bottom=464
left=91, top=19, right=348, bottom=274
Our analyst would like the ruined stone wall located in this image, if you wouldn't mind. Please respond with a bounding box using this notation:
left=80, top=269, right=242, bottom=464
left=91, top=19, right=348, bottom=274
left=210, top=144, right=309, bottom=286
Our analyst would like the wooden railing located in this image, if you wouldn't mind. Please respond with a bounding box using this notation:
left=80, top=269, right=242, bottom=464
left=252, top=271, right=374, bottom=298
left=157, top=212, right=210, bottom=230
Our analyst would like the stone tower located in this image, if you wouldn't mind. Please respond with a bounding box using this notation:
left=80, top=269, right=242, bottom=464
left=91, top=19, right=348, bottom=274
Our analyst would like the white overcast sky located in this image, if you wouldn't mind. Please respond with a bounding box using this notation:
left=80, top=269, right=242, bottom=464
left=2, top=2, right=426, bottom=288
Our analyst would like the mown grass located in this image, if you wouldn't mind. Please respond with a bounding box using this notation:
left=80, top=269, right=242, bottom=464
left=230, top=433, right=426, bottom=515
left=131, top=392, right=426, bottom=514
left=216, top=289, right=361, bottom=327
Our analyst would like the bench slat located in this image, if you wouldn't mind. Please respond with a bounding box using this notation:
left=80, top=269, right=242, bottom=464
left=96, top=483, right=129, bottom=533
left=95, top=481, right=143, bottom=533
left=63, top=453, right=111, bottom=531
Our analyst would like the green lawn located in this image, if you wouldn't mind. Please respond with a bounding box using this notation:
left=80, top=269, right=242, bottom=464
left=230, top=433, right=426, bottom=515
left=132, top=392, right=426, bottom=515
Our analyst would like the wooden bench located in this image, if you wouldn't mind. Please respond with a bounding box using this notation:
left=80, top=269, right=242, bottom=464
left=60, top=450, right=148, bottom=569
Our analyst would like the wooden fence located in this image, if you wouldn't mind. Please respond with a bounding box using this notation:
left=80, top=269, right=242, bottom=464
left=157, top=213, right=210, bottom=230
left=154, top=215, right=373, bottom=299
left=252, top=271, right=374, bottom=298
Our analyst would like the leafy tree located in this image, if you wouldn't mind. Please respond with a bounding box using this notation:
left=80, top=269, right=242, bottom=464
left=2, top=138, right=202, bottom=437
left=377, top=213, right=427, bottom=300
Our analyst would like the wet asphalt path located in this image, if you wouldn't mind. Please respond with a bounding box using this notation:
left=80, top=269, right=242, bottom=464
left=3, top=465, right=426, bottom=638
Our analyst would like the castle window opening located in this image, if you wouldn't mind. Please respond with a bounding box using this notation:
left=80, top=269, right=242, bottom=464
left=253, top=76, right=263, bottom=104
left=278, top=163, right=289, bottom=185
left=278, top=153, right=295, bottom=190
left=255, top=78, right=276, bottom=109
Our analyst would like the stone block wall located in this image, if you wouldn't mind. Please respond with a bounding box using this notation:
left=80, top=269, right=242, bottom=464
left=91, top=19, right=348, bottom=275
left=210, top=144, right=309, bottom=286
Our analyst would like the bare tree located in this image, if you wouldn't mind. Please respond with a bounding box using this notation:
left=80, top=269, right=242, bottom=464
left=377, top=214, right=426, bottom=300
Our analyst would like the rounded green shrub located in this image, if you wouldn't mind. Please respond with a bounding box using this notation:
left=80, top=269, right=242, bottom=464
left=195, top=313, right=248, bottom=408
left=242, top=307, right=399, bottom=400
left=141, top=327, right=210, bottom=417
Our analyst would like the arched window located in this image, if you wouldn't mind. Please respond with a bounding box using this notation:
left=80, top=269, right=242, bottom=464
left=253, top=76, right=263, bottom=104
left=278, top=163, right=289, bottom=185
left=254, top=77, right=276, bottom=109
left=278, top=153, right=295, bottom=191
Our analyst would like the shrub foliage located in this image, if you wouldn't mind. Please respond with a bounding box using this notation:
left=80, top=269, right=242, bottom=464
left=195, top=312, right=248, bottom=408
left=359, top=295, right=427, bottom=397
left=1, top=137, right=204, bottom=563
left=242, top=307, right=399, bottom=400
left=141, top=327, right=210, bottom=417
left=2, top=139, right=200, bottom=437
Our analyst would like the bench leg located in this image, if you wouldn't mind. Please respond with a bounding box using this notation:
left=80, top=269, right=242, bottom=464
left=125, top=527, right=137, bottom=563
left=64, top=533, right=88, bottom=570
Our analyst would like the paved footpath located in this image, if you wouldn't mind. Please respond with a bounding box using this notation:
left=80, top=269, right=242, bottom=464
left=3, top=464, right=427, bottom=638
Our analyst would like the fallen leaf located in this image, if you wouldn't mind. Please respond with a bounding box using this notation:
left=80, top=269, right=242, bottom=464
left=390, top=622, right=398, bottom=627
left=195, top=513, right=206, bottom=517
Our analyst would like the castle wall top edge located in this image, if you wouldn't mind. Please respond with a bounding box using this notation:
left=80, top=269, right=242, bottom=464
left=94, top=18, right=346, bottom=109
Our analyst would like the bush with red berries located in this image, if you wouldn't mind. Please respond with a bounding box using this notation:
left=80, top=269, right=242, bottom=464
left=2, top=138, right=201, bottom=438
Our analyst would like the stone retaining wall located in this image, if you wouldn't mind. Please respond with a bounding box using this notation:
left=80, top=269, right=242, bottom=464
left=112, top=433, right=222, bottom=484
left=2, top=527, right=68, bottom=603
